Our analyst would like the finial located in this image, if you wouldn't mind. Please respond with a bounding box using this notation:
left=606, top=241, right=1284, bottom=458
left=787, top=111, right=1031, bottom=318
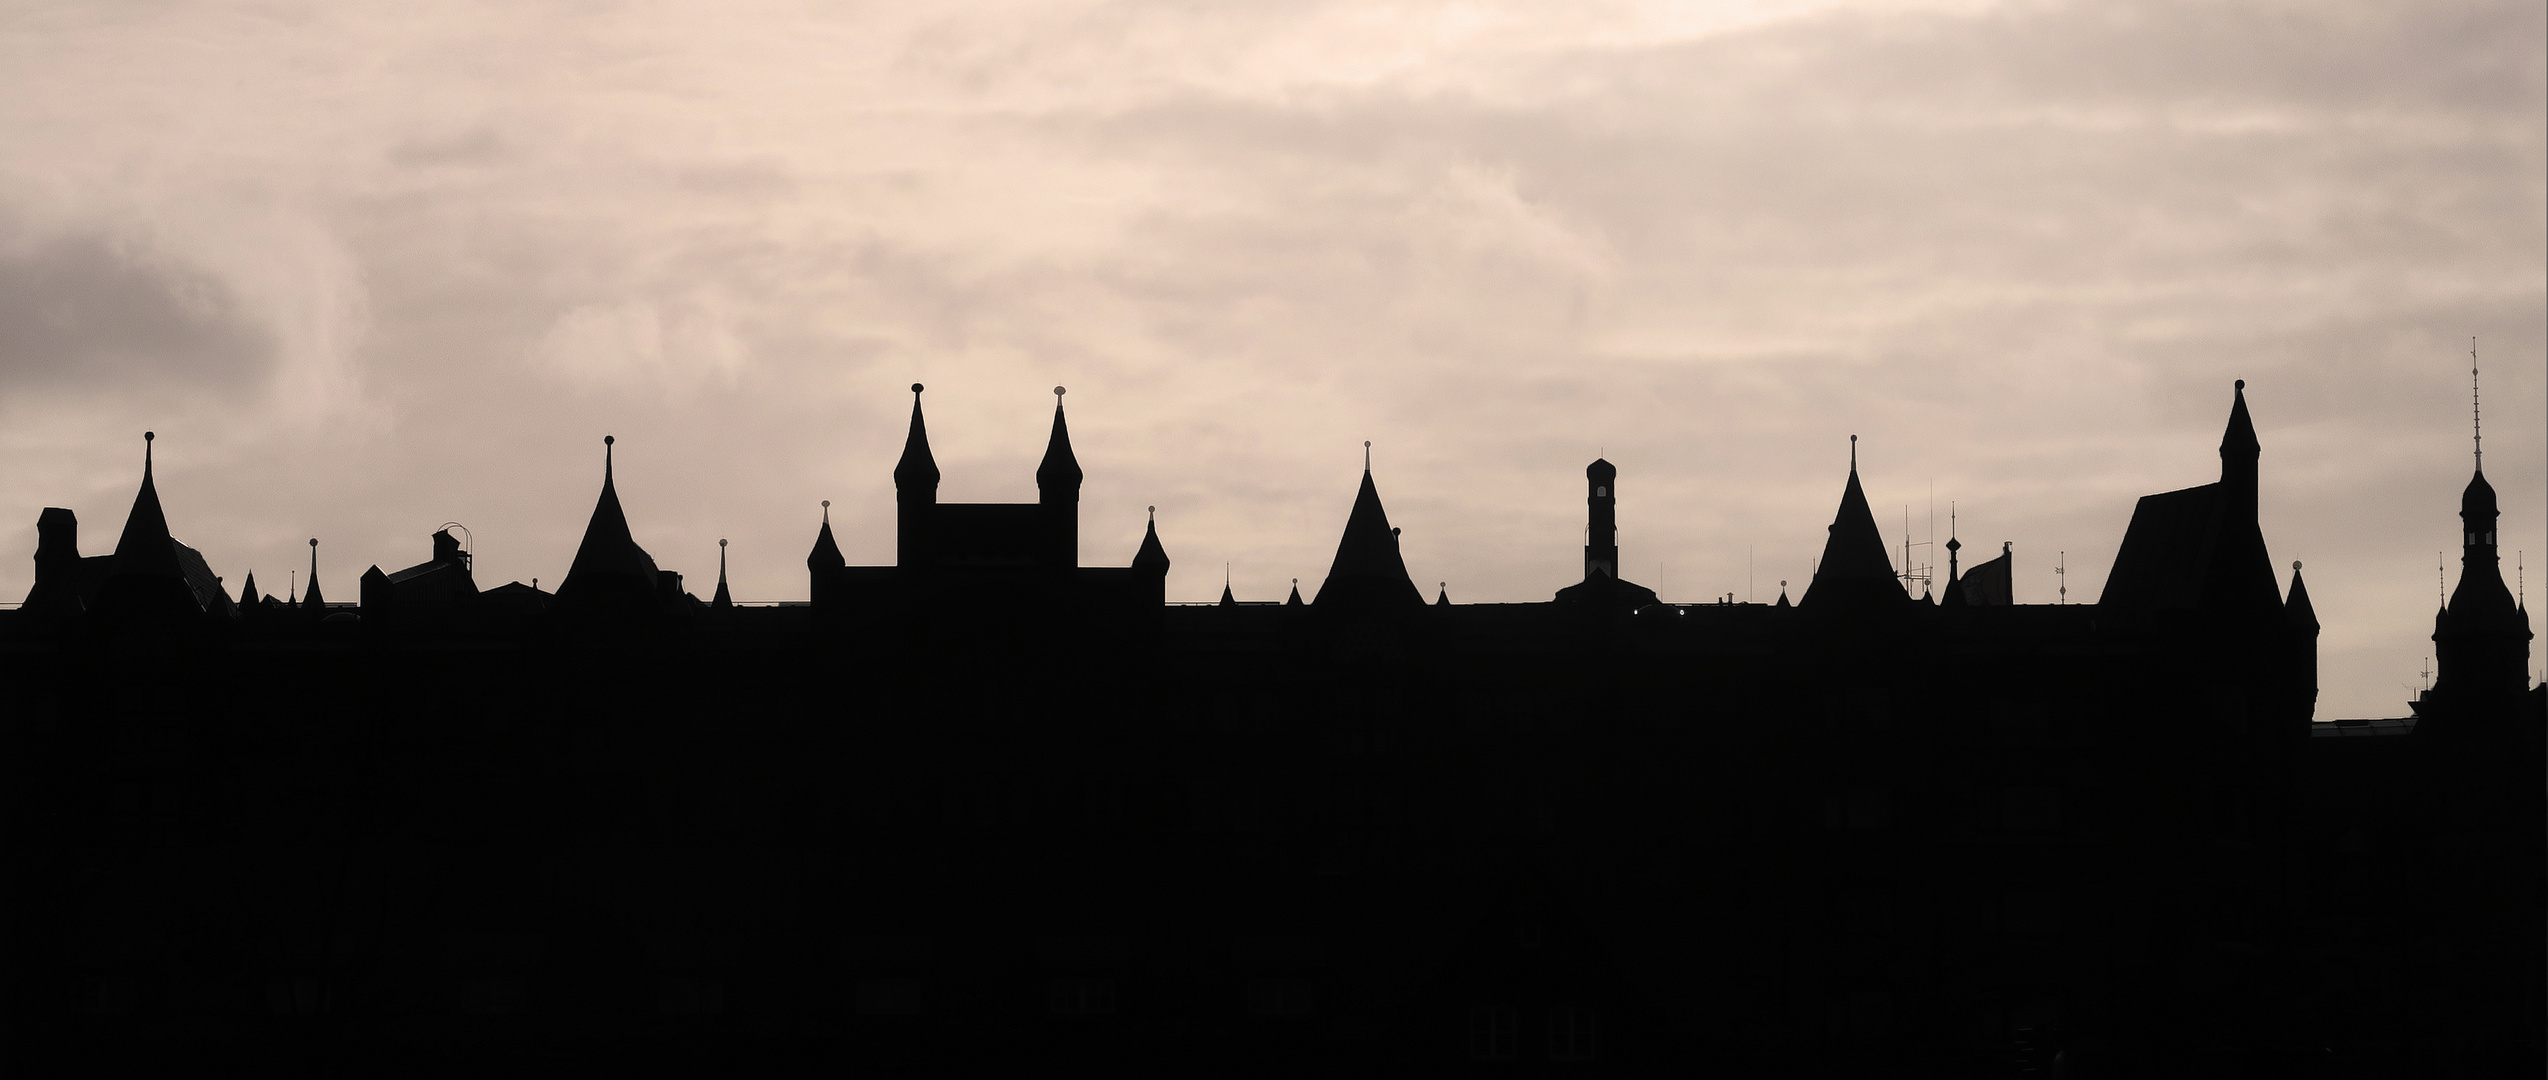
left=1364, top=441, right=1371, bottom=470
left=310, top=537, right=318, bottom=548
left=912, top=382, right=924, bottom=394
left=1055, top=385, right=1066, bottom=398
left=143, top=430, right=154, bottom=469
left=2293, top=560, right=2301, bottom=571
left=1780, top=580, right=1787, bottom=587
left=721, top=538, right=729, bottom=548
left=1849, top=434, right=1857, bottom=469
left=2235, top=379, right=2244, bottom=391
left=821, top=499, right=830, bottom=523
left=1148, top=505, right=1156, bottom=523
left=2471, top=337, right=2482, bottom=471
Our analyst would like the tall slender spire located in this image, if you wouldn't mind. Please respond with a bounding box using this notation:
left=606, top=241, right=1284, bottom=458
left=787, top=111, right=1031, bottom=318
left=1800, top=435, right=1902, bottom=610
left=808, top=500, right=843, bottom=570
left=302, top=537, right=325, bottom=611
left=558, top=434, right=663, bottom=610
left=712, top=538, right=733, bottom=611
left=110, top=431, right=183, bottom=582
left=894, top=383, right=940, bottom=489
left=1037, top=386, right=1082, bottom=491
left=2471, top=337, right=2483, bottom=472
left=895, top=383, right=938, bottom=568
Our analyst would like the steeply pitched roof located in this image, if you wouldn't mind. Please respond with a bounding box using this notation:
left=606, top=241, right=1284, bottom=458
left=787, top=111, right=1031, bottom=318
left=712, top=540, right=733, bottom=611
left=110, top=433, right=184, bottom=582
left=2286, top=563, right=2318, bottom=631
left=807, top=503, right=843, bottom=570
left=894, top=384, right=939, bottom=489
left=558, top=437, right=663, bottom=604
left=1313, top=465, right=1424, bottom=610
left=1799, top=441, right=1902, bottom=610
left=1036, top=389, right=1082, bottom=491
left=1132, top=510, right=1169, bottom=575
left=2100, top=483, right=2218, bottom=609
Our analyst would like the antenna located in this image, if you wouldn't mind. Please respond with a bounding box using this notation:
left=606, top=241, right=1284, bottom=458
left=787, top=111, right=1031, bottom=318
left=2471, top=337, right=2482, bottom=471
left=2056, top=551, right=2066, bottom=605
left=2440, top=552, right=2447, bottom=608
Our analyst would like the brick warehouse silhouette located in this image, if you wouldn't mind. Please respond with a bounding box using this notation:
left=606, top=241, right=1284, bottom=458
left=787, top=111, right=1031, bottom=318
left=3, top=382, right=2538, bottom=1075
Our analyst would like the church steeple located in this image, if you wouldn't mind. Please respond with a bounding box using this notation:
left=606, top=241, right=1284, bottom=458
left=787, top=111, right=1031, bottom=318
left=2434, top=353, right=2530, bottom=700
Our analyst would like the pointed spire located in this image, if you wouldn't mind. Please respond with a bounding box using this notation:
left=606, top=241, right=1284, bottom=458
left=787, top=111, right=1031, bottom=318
left=302, top=537, right=325, bottom=610
left=1800, top=435, right=1902, bottom=609
left=1435, top=581, right=1450, bottom=607
left=2221, top=379, right=2260, bottom=458
left=1132, top=506, right=1170, bottom=576
left=110, top=431, right=184, bottom=582
left=894, top=383, right=940, bottom=489
left=558, top=434, right=663, bottom=607
left=1036, top=386, right=1082, bottom=491
left=1940, top=532, right=1967, bottom=607
left=2285, top=560, right=2318, bottom=631
left=712, top=539, right=733, bottom=611
left=1775, top=581, right=1791, bottom=609
left=1286, top=578, right=1303, bottom=607
left=808, top=501, right=843, bottom=570
left=1315, top=452, right=1425, bottom=610
left=1219, top=564, right=1236, bottom=606
left=238, top=571, right=260, bottom=608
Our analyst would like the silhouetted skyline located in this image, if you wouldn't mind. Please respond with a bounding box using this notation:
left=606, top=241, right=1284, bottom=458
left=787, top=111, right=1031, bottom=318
left=0, top=1, right=2539, bottom=723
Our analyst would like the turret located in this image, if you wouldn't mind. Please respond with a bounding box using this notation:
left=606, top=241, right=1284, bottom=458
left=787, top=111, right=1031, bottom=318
left=1036, top=386, right=1082, bottom=570
left=1585, top=458, right=1618, bottom=581
left=1131, top=506, right=1169, bottom=609
left=894, top=384, right=939, bottom=568
left=1800, top=436, right=1906, bottom=612
left=807, top=502, right=843, bottom=609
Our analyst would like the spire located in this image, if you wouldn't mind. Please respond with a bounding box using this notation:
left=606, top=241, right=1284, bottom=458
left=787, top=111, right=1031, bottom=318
left=2285, top=560, right=2318, bottom=631
left=1132, top=505, right=1169, bottom=575
left=807, top=501, right=843, bottom=571
left=712, top=539, right=733, bottom=611
left=2471, top=337, right=2483, bottom=473
left=302, top=538, right=325, bottom=610
left=1286, top=578, right=1303, bottom=607
left=894, top=383, right=940, bottom=490
left=1435, top=581, right=1450, bottom=607
left=238, top=571, right=260, bottom=608
left=2221, top=379, right=2261, bottom=458
left=1036, top=386, right=1082, bottom=492
left=1800, top=435, right=1902, bottom=610
left=1314, top=449, right=1425, bottom=610
left=1775, top=581, right=1791, bottom=609
left=1219, top=564, right=1236, bottom=606
left=557, top=435, right=664, bottom=608
left=110, top=431, right=184, bottom=582
left=1940, top=532, right=1968, bottom=608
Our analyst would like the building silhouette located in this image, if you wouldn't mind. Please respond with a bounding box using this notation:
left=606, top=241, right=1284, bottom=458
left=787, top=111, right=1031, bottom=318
left=2, top=383, right=2537, bottom=1075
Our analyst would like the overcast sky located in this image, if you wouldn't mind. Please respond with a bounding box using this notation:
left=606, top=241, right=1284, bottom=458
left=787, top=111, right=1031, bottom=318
left=1, top=0, right=2539, bottom=716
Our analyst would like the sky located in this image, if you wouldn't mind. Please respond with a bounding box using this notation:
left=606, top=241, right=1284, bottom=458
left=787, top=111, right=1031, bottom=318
left=0, top=0, right=2539, bottom=717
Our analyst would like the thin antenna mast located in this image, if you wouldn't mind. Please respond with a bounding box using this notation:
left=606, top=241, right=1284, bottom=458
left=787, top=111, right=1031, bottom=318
left=2056, top=551, right=2066, bottom=605
left=2472, top=337, right=2482, bottom=471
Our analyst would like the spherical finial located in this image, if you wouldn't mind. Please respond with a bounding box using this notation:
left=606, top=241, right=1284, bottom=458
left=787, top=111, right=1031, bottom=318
left=604, top=434, right=614, bottom=446
left=1781, top=580, right=1787, bottom=587
left=822, top=499, right=830, bottom=508
left=721, top=538, right=729, bottom=548
left=2293, top=560, right=2302, bottom=571
left=1054, top=385, right=1066, bottom=397
left=1147, top=505, right=1155, bottom=513
left=911, top=382, right=924, bottom=394
left=145, top=431, right=155, bottom=442
left=2235, top=379, right=2245, bottom=390
left=309, top=538, right=318, bottom=548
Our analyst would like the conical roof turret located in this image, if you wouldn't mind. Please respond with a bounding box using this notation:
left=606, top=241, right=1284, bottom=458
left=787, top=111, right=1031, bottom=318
left=557, top=436, right=663, bottom=607
left=1036, top=387, right=1083, bottom=491
left=1314, top=445, right=1425, bottom=610
left=238, top=572, right=260, bottom=608
left=2220, top=380, right=2261, bottom=458
left=807, top=501, right=843, bottom=570
left=894, top=384, right=940, bottom=490
left=1132, top=507, right=1170, bottom=575
left=110, top=432, right=184, bottom=582
left=302, top=538, right=326, bottom=611
left=2285, top=561, right=2318, bottom=631
left=1800, top=436, right=1903, bottom=610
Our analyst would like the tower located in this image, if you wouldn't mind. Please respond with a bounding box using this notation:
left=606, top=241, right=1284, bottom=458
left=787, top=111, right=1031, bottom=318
left=894, top=383, right=940, bottom=569
left=1585, top=458, right=1618, bottom=581
left=1036, top=386, right=1083, bottom=571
